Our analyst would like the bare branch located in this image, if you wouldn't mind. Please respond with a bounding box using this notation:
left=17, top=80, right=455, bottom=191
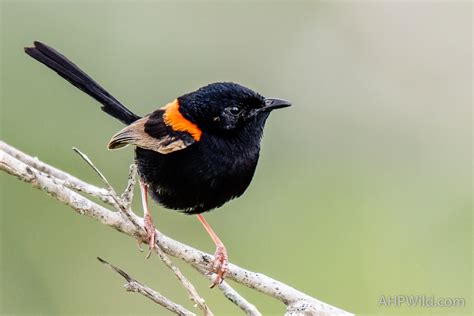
left=0, top=141, right=116, bottom=207
left=193, top=266, right=261, bottom=316
left=121, top=164, right=138, bottom=209
left=72, top=149, right=211, bottom=315
left=285, top=300, right=329, bottom=316
left=73, top=147, right=115, bottom=193
left=154, top=245, right=213, bottom=316
left=0, top=141, right=353, bottom=316
left=217, top=282, right=262, bottom=316
left=72, top=148, right=143, bottom=232
left=0, top=149, right=136, bottom=233
left=97, top=257, right=195, bottom=316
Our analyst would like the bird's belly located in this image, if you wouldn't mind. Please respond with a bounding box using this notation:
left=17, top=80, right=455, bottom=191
left=135, top=144, right=259, bottom=214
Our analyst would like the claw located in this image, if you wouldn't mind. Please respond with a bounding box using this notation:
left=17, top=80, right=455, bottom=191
left=143, top=212, right=157, bottom=259
left=137, top=240, right=144, bottom=252
left=209, top=245, right=228, bottom=288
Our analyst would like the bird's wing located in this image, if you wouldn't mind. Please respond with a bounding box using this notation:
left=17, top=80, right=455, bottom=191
left=107, top=106, right=198, bottom=154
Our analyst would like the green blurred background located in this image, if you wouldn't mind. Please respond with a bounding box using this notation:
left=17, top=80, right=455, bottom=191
left=0, top=1, right=471, bottom=315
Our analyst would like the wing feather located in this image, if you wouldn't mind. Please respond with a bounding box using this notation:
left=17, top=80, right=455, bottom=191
left=108, top=109, right=195, bottom=154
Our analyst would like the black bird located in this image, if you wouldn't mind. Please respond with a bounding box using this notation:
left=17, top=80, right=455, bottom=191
left=24, top=41, right=291, bottom=286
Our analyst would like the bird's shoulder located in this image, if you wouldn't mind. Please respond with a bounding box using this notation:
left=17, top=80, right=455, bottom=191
left=107, top=100, right=199, bottom=154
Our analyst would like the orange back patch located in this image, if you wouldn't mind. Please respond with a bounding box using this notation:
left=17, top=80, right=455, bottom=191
left=163, top=100, right=202, bottom=141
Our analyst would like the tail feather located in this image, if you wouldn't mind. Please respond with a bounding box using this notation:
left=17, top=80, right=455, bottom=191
left=24, top=41, right=140, bottom=125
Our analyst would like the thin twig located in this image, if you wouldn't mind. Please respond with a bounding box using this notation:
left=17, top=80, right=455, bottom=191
left=73, top=147, right=143, bottom=233
left=0, top=141, right=353, bottom=315
left=154, top=246, right=213, bottom=316
left=121, top=164, right=137, bottom=210
left=73, top=147, right=114, bottom=191
left=97, top=257, right=195, bottom=316
left=193, top=265, right=262, bottom=316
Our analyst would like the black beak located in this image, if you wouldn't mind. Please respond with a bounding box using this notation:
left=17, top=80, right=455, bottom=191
left=261, top=98, right=292, bottom=112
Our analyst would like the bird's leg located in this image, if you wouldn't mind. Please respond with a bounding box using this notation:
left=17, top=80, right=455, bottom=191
left=139, top=181, right=157, bottom=259
left=196, top=214, right=228, bottom=288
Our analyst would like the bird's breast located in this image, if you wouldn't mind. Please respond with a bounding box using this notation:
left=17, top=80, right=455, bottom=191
left=135, top=133, right=261, bottom=213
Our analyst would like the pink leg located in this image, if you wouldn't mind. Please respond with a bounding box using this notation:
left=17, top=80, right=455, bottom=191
left=197, top=214, right=228, bottom=288
left=140, top=181, right=157, bottom=258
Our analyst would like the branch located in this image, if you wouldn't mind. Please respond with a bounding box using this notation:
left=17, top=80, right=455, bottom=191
left=97, top=257, right=195, bottom=316
left=1, top=141, right=117, bottom=207
left=73, top=147, right=213, bottom=314
left=0, top=141, right=260, bottom=315
left=154, top=242, right=213, bottom=315
left=0, top=140, right=353, bottom=315
left=193, top=265, right=261, bottom=316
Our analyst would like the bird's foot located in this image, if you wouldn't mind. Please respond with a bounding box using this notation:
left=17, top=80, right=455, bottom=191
left=137, top=213, right=157, bottom=259
left=210, top=245, right=228, bottom=288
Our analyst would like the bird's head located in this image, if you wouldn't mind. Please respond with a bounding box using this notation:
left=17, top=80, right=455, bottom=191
left=177, top=82, right=291, bottom=135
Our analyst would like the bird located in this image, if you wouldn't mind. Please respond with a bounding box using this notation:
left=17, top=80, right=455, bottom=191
left=24, top=41, right=291, bottom=287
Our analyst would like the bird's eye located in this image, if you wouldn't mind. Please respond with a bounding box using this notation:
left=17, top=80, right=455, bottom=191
left=228, top=106, right=242, bottom=115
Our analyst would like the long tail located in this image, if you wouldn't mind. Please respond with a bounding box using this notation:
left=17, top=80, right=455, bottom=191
left=24, top=41, right=140, bottom=125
